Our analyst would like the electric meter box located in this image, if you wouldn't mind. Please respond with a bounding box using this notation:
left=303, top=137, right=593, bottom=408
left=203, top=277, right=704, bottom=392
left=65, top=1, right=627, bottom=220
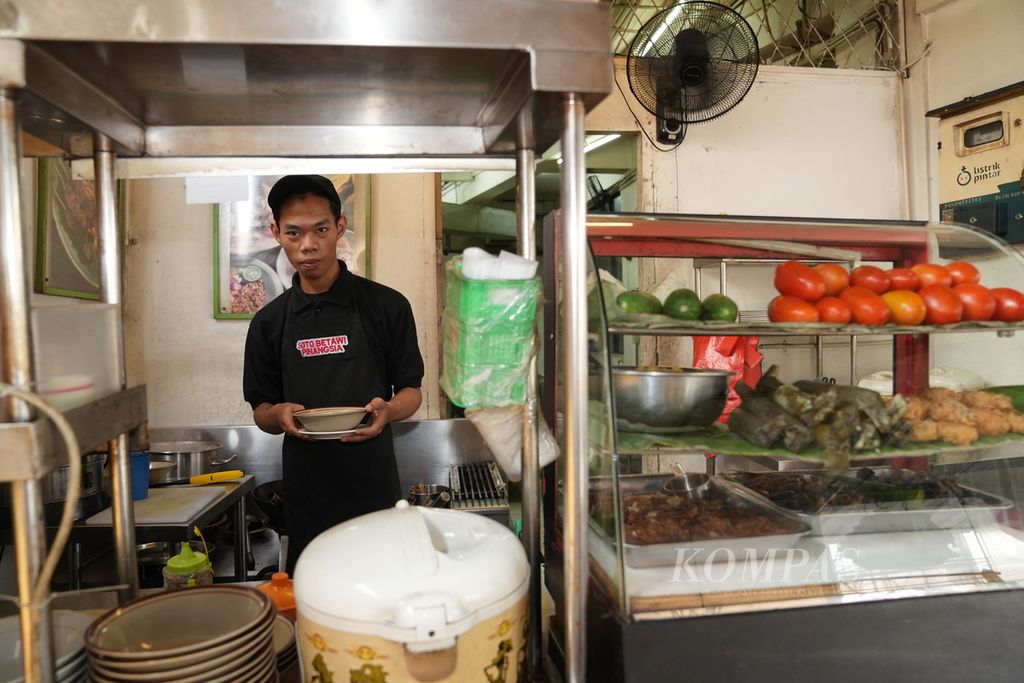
left=932, top=88, right=1024, bottom=244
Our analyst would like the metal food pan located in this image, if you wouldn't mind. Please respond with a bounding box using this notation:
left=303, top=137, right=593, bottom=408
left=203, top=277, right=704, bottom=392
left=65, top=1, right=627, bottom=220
left=589, top=474, right=811, bottom=569
left=724, top=468, right=1013, bottom=536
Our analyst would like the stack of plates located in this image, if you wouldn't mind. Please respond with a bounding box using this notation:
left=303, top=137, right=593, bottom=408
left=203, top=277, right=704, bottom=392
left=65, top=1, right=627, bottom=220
left=271, top=615, right=299, bottom=683
left=85, top=586, right=276, bottom=683
left=0, top=610, right=92, bottom=682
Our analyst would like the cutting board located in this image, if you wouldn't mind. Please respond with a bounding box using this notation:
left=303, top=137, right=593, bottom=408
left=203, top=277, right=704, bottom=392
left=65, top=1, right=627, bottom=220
left=85, top=487, right=222, bottom=525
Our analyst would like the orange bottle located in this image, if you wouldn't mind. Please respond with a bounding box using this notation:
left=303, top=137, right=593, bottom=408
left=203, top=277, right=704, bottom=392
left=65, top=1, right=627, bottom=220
left=258, top=571, right=296, bottom=621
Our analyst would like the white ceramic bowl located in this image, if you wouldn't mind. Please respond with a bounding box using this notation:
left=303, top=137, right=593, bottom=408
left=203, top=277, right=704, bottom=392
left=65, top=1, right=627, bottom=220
left=89, top=610, right=272, bottom=671
left=0, top=610, right=93, bottom=682
left=85, top=586, right=272, bottom=660
left=293, top=406, right=367, bottom=432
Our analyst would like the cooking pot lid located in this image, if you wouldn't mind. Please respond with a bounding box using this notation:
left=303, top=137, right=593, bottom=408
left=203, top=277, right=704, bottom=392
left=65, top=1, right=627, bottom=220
left=148, top=441, right=221, bottom=454
left=293, top=501, right=528, bottom=644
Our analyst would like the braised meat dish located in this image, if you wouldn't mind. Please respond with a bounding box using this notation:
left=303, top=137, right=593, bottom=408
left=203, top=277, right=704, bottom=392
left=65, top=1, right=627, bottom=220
left=610, top=491, right=791, bottom=545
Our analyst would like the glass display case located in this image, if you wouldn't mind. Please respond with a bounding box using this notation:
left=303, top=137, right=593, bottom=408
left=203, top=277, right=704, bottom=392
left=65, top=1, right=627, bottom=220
left=541, top=211, right=1024, bottom=682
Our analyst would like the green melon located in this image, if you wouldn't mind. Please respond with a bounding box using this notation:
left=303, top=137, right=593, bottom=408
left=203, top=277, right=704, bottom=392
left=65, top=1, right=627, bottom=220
left=663, top=288, right=702, bottom=321
left=617, top=290, right=662, bottom=315
left=701, top=294, right=739, bottom=322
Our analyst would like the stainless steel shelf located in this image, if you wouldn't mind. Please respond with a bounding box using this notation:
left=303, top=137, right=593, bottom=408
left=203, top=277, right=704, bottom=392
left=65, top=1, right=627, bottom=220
left=607, top=320, right=1024, bottom=337
left=4, top=0, right=612, bottom=158
left=0, top=385, right=147, bottom=481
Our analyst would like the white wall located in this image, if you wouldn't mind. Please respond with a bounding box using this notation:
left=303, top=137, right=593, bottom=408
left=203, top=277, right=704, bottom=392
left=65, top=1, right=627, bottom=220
left=123, top=175, right=440, bottom=428
left=902, top=0, right=1024, bottom=385
left=588, top=60, right=905, bottom=380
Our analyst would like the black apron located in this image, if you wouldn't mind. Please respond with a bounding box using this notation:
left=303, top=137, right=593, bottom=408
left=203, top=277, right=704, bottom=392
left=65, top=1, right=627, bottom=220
left=280, top=298, right=401, bottom=573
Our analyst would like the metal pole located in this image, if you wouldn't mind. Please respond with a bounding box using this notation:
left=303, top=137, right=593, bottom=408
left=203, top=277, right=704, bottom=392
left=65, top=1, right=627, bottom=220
left=515, top=105, right=543, bottom=680
left=94, top=133, right=138, bottom=602
left=0, top=88, right=56, bottom=683
left=559, top=92, right=587, bottom=683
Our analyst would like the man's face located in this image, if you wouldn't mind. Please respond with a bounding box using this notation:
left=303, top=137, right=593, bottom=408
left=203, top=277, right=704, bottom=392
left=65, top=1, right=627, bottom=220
left=271, top=194, right=347, bottom=282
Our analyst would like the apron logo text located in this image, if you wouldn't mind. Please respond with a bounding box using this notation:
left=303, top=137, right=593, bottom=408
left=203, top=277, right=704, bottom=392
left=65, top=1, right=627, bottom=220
left=296, top=335, right=349, bottom=357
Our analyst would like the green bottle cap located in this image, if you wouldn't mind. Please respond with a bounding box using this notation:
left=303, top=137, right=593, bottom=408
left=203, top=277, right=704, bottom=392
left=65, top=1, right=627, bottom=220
left=165, top=544, right=210, bottom=576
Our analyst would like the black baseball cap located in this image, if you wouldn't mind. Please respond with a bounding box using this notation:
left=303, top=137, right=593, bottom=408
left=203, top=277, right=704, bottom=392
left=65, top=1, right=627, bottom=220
left=267, top=175, right=342, bottom=223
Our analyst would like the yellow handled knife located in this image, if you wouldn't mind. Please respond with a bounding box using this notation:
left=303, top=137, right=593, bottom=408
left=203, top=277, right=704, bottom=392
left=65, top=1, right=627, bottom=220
left=153, top=470, right=245, bottom=487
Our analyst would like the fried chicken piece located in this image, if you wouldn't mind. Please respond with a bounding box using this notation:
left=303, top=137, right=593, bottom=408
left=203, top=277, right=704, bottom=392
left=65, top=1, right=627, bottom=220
left=1008, top=413, right=1024, bottom=434
left=936, top=422, right=979, bottom=446
left=927, top=397, right=976, bottom=425
left=973, top=411, right=1011, bottom=437
left=960, top=390, right=1015, bottom=413
left=903, top=395, right=929, bottom=421
left=908, top=419, right=940, bottom=443
left=923, top=387, right=958, bottom=402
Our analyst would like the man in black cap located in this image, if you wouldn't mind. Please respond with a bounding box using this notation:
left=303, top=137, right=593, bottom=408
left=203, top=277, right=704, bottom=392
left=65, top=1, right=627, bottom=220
left=243, top=175, right=424, bottom=573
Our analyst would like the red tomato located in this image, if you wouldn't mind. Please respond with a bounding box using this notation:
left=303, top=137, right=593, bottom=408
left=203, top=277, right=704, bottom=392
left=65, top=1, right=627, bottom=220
left=911, top=263, right=953, bottom=288
left=839, top=286, right=891, bottom=326
left=813, top=264, right=850, bottom=296
left=774, top=261, right=826, bottom=302
left=849, top=265, right=890, bottom=294
left=814, top=296, right=852, bottom=324
left=887, top=268, right=920, bottom=291
left=881, top=290, right=927, bottom=325
left=952, top=284, right=996, bottom=321
left=991, top=288, right=1024, bottom=322
left=918, top=284, right=963, bottom=324
left=946, top=261, right=981, bottom=286
left=768, top=295, right=821, bottom=323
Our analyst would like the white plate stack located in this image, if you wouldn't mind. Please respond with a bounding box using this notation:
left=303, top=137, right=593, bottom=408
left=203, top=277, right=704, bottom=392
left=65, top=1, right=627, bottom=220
left=84, top=586, right=277, bottom=683
left=271, top=615, right=299, bottom=683
left=0, top=610, right=92, bottom=683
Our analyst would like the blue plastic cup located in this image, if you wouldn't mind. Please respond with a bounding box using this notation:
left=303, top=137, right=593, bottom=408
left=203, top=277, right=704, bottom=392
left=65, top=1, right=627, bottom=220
left=130, top=452, right=151, bottom=501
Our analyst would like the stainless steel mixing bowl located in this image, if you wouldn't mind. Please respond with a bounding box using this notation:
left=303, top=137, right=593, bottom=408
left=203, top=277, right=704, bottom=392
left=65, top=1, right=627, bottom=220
left=609, top=367, right=732, bottom=429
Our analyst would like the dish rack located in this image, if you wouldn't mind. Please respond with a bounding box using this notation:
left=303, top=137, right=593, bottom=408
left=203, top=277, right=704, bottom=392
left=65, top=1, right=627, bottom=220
left=448, top=462, right=511, bottom=528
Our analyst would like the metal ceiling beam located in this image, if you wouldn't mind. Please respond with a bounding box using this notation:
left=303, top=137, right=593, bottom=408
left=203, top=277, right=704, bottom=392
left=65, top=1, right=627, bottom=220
left=0, top=0, right=611, bottom=54
left=23, top=44, right=144, bottom=154
left=144, top=125, right=488, bottom=157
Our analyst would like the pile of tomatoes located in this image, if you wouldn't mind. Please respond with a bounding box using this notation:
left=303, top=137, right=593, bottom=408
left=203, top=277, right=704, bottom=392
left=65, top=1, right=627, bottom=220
left=768, top=260, right=1024, bottom=326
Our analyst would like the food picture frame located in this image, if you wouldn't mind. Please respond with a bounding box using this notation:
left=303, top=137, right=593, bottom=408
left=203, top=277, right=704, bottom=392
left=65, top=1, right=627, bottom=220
left=213, top=174, right=371, bottom=319
left=34, top=158, right=117, bottom=300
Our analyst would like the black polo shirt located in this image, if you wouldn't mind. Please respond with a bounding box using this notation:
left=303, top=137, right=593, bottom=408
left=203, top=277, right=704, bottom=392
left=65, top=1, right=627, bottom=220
left=243, top=260, right=424, bottom=410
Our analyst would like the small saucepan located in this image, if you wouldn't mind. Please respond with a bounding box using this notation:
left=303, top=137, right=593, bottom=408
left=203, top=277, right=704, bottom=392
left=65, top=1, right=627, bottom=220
left=408, top=483, right=452, bottom=509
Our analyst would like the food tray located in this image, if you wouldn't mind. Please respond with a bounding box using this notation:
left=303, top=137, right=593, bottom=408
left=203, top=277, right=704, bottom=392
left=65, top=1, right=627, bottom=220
left=589, top=474, right=810, bottom=568
left=724, top=468, right=1012, bottom=536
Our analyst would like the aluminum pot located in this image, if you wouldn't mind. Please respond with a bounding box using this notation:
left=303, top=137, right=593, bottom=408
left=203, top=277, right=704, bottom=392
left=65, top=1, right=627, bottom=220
left=147, top=441, right=237, bottom=481
left=0, top=452, right=106, bottom=505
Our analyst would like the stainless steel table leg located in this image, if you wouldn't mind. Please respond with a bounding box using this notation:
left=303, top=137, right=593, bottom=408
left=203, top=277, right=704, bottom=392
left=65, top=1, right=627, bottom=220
left=233, top=496, right=248, bottom=582
left=67, top=543, right=81, bottom=591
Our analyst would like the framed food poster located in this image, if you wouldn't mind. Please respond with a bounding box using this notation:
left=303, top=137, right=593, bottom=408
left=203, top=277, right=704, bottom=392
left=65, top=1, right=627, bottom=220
left=34, top=158, right=103, bottom=299
left=213, top=174, right=370, bottom=319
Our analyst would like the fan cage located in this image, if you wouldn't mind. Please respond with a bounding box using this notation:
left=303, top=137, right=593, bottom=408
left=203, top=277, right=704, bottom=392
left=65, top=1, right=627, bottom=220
left=627, top=2, right=760, bottom=124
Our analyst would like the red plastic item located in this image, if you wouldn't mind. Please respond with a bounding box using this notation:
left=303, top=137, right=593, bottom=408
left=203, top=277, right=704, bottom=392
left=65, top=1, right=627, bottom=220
left=257, top=571, right=296, bottom=621
left=692, top=336, right=763, bottom=421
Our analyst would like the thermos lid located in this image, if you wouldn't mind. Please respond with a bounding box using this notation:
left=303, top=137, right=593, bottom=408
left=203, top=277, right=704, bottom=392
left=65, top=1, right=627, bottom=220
left=165, top=544, right=210, bottom=575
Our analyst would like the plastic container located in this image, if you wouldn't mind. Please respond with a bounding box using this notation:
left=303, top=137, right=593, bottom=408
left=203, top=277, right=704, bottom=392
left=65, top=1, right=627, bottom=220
left=440, top=256, right=538, bottom=408
left=257, top=572, right=296, bottom=621
left=162, top=543, right=214, bottom=590
left=130, top=452, right=150, bottom=501
left=31, top=302, right=119, bottom=410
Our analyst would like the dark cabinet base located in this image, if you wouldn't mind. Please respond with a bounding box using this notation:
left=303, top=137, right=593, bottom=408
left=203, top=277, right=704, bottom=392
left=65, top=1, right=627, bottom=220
left=546, top=543, right=1024, bottom=682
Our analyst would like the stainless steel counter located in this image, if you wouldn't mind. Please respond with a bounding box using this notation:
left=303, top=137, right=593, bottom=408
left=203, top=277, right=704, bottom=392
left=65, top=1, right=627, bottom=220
left=148, top=419, right=500, bottom=580
left=149, top=418, right=497, bottom=493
